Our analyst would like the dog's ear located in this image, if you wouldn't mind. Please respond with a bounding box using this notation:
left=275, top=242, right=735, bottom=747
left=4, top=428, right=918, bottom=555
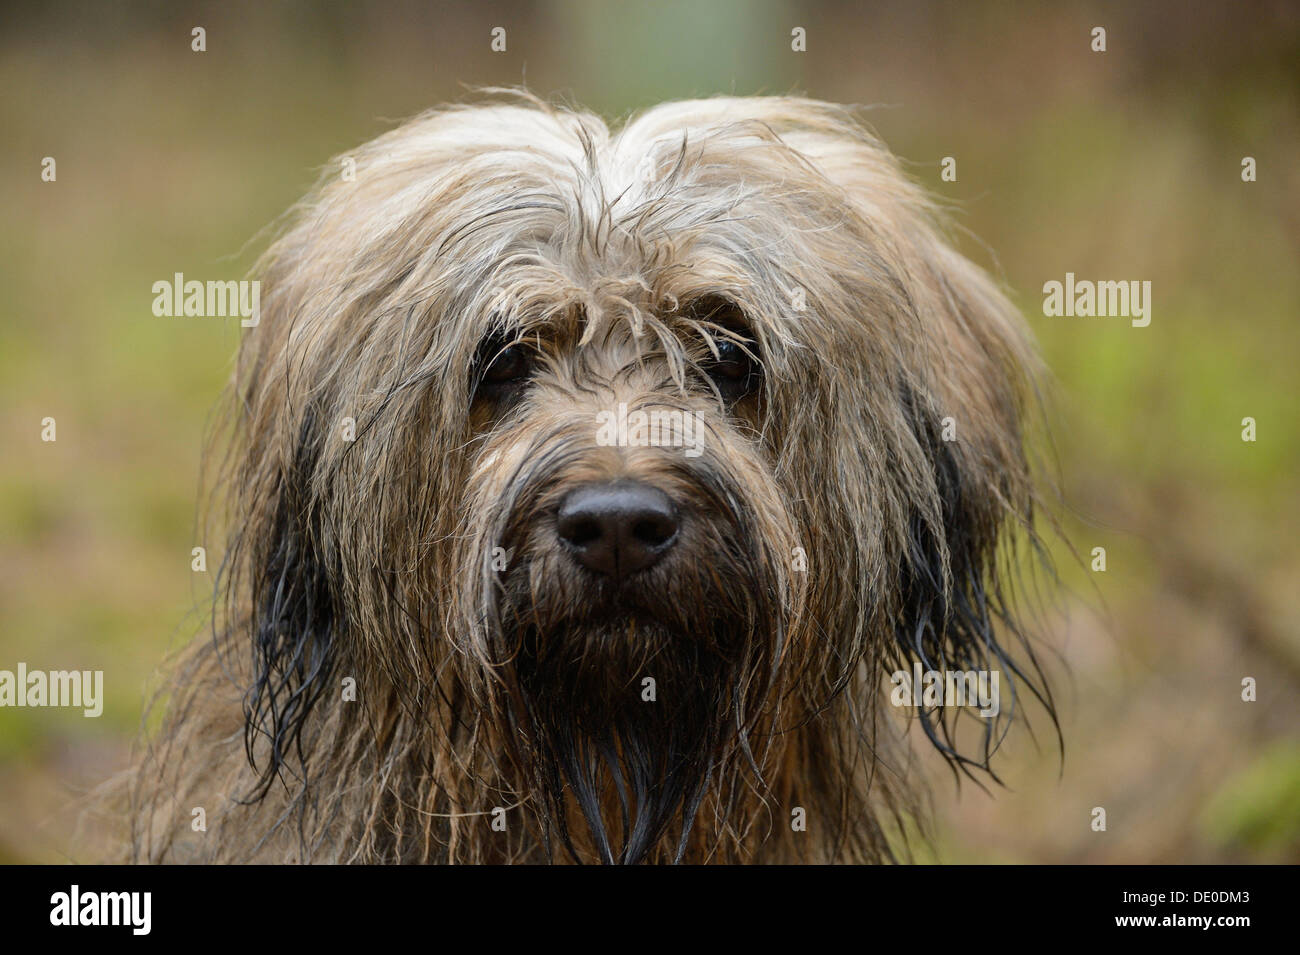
left=892, top=327, right=1056, bottom=781
left=236, top=407, right=340, bottom=800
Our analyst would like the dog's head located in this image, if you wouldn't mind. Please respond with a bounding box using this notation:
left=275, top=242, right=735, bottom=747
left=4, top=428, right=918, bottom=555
left=224, top=93, right=1050, bottom=863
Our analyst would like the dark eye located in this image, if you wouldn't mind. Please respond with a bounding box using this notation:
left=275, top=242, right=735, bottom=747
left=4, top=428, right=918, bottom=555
left=709, top=339, right=753, bottom=382
left=702, top=334, right=761, bottom=401
left=474, top=336, right=533, bottom=398
left=683, top=296, right=762, bottom=401
left=484, top=344, right=530, bottom=384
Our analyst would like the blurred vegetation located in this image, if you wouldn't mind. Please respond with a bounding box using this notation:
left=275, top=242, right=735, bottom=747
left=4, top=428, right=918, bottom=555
left=1, top=0, right=1297, bottom=863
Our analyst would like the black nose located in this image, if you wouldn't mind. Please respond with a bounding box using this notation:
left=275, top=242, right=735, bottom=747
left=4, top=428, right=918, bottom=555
left=556, top=481, right=680, bottom=581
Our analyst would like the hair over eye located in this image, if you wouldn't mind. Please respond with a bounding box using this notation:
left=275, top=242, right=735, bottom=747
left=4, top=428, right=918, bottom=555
left=473, top=334, right=534, bottom=397
left=687, top=297, right=762, bottom=400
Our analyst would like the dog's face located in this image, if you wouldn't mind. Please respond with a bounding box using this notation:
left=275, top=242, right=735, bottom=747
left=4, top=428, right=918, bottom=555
left=229, top=95, right=1046, bottom=863
left=462, top=292, right=797, bottom=861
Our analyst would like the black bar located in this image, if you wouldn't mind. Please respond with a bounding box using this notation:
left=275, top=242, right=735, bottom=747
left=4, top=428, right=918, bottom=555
left=0, top=863, right=1285, bottom=942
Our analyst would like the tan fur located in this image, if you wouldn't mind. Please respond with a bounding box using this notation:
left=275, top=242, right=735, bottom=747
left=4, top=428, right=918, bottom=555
left=119, top=90, right=1049, bottom=864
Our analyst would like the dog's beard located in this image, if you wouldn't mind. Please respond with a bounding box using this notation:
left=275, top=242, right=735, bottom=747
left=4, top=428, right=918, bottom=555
left=490, top=507, right=780, bottom=864
left=508, top=615, right=747, bottom=864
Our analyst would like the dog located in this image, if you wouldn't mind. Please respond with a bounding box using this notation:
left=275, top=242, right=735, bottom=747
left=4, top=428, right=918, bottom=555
left=125, top=91, right=1054, bottom=864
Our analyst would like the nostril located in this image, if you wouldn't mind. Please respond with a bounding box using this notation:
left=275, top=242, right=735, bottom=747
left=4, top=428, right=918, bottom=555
left=632, top=516, right=676, bottom=549
left=562, top=517, right=603, bottom=547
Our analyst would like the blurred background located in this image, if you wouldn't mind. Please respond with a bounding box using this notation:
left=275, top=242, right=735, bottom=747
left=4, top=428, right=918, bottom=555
left=2, top=0, right=1297, bottom=863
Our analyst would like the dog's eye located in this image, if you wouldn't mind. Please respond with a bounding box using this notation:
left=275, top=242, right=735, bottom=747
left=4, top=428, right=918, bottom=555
left=709, top=340, right=751, bottom=381
left=484, top=344, right=530, bottom=384
left=474, top=336, right=534, bottom=399
left=702, top=335, right=761, bottom=401
left=684, top=296, right=762, bottom=402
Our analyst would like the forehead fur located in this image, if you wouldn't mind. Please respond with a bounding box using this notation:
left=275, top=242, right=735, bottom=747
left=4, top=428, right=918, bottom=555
left=260, top=93, right=977, bottom=360
left=246, top=91, right=1034, bottom=486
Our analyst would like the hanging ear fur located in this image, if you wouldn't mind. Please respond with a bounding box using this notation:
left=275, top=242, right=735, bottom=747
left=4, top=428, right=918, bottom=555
left=239, top=408, right=339, bottom=800
left=892, top=367, right=1057, bottom=782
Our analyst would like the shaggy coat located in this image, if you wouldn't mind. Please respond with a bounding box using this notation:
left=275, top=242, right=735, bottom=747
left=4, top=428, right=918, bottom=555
left=127, top=92, right=1053, bottom=864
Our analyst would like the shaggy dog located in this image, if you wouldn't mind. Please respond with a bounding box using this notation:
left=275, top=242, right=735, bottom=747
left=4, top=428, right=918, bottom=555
left=127, top=91, right=1054, bottom=864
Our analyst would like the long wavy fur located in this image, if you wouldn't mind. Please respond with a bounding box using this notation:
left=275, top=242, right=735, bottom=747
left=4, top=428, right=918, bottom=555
left=120, top=89, right=1056, bottom=864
